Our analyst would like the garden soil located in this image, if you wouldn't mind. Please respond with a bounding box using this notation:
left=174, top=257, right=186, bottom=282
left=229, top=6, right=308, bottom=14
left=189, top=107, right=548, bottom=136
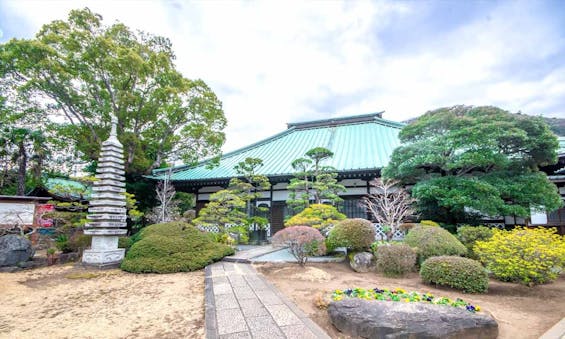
left=0, top=264, right=204, bottom=339
left=255, top=262, right=565, bottom=339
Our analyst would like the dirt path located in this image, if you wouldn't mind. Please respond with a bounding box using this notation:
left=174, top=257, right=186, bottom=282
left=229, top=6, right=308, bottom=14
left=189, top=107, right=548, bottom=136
left=0, top=264, right=205, bottom=339
left=256, top=262, right=565, bottom=339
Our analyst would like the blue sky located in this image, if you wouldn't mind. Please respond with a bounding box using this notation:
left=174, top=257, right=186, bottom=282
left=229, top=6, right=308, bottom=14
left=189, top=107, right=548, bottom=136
left=1, top=0, right=564, bottom=151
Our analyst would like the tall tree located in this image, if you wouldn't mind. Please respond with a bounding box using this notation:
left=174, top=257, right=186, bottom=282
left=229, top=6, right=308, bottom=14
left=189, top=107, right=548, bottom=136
left=383, top=105, right=562, bottom=224
left=287, top=147, right=346, bottom=212
left=0, top=8, right=226, bottom=176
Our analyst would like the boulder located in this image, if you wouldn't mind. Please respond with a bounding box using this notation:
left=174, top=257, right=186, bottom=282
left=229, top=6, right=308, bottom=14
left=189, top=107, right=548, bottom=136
left=328, top=298, right=498, bottom=339
left=0, top=235, right=35, bottom=267
left=350, top=251, right=376, bottom=272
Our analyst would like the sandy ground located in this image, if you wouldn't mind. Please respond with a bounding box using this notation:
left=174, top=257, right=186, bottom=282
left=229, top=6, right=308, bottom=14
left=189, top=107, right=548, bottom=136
left=0, top=264, right=205, bottom=339
left=256, top=262, right=565, bottom=339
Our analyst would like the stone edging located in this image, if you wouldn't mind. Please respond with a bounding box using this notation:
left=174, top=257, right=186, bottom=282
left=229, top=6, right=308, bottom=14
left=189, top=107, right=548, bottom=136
left=204, top=265, right=219, bottom=339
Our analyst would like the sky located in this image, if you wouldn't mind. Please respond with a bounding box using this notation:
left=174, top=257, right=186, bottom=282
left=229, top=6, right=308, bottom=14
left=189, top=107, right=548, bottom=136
left=1, top=0, right=565, bottom=152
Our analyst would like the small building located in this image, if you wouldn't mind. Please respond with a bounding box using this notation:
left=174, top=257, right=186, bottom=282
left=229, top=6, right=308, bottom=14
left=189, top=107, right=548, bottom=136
left=538, top=136, right=565, bottom=234
left=153, top=113, right=403, bottom=235
left=0, top=195, right=51, bottom=229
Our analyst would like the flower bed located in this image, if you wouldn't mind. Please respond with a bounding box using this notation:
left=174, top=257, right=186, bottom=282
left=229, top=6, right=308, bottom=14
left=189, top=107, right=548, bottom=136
left=331, top=287, right=480, bottom=313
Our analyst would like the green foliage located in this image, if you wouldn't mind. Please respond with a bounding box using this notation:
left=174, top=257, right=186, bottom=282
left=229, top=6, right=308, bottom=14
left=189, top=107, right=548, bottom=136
left=383, top=105, right=562, bottom=224
left=285, top=204, right=346, bottom=232
left=271, top=226, right=326, bottom=266
left=404, top=225, right=467, bottom=265
left=194, top=189, right=247, bottom=231
left=174, top=192, right=195, bottom=214
left=456, top=226, right=494, bottom=260
left=287, top=147, right=346, bottom=212
left=374, top=243, right=417, bottom=277
left=326, top=218, right=376, bottom=251
left=1, top=8, right=226, bottom=176
left=420, top=220, right=440, bottom=227
left=118, top=236, right=133, bottom=250
left=55, top=234, right=71, bottom=253
left=420, top=256, right=489, bottom=293
left=475, top=227, right=565, bottom=286
left=121, top=222, right=234, bottom=273
left=227, top=225, right=249, bottom=244
left=68, top=233, right=91, bottom=253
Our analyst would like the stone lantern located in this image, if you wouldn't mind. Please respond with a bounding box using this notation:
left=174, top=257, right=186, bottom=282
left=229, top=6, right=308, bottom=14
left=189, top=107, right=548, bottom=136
left=82, top=116, right=127, bottom=267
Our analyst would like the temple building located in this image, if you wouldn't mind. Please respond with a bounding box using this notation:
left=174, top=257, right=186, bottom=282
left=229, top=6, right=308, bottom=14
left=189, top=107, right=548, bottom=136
left=153, top=113, right=403, bottom=235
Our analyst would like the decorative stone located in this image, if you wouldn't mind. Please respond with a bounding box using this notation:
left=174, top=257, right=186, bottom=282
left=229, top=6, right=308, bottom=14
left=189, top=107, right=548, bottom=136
left=349, top=252, right=376, bottom=273
left=0, top=235, right=35, bottom=266
left=83, top=115, right=128, bottom=266
left=328, top=298, right=498, bottom=339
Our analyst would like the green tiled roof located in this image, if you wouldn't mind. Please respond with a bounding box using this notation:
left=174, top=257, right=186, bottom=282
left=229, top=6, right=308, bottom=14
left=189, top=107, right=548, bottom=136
left=45, top=177, right=92, bottom=200
left=154, top=113, right=403, bottom=182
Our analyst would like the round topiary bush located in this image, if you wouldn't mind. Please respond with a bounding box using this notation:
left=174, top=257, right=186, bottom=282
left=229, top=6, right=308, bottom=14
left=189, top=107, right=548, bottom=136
left=374, top=243, right=417, bottom=277
left=404, top=225, right=467, bottom=264
left=326, top=218, right=376, bottom=252
left=456, top=225, right=494, bottom=260
left=272, top=226, right=326, bottom=266
left=121, top=222, right=234, bottom=273
left=420, top=256, right=488, bottom=293
left=474, top=227, right=565, bottom=286
left=285, top=204, right=346, bottom=233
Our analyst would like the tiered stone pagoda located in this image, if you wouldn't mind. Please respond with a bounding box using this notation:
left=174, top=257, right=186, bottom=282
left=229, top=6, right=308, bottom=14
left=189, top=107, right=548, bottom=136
left=82, top=116, right=127, bottom=266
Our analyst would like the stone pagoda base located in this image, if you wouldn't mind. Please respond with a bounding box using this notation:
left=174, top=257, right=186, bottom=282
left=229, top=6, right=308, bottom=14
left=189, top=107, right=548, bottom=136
left=82, top=248, right=125, bottom=268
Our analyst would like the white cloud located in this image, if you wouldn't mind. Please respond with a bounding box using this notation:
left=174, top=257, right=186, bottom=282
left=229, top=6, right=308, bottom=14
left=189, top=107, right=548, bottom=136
left=1, top=0, right=563, bottom=154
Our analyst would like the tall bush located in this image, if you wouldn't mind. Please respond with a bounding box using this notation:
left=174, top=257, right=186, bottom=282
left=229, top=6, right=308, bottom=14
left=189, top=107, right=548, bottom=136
left=456, top=225, right=494, bottom=259
left=404, top=225, right=467, bottom=264
left=475, top=227, right=565, bottom=286
left=326, top=218, right=375, bottom=252
left=374, top=243, right=416, bottom=277
left=420, top=256, right=488, bottom=293
left=271, top=226, right=326, bottom=266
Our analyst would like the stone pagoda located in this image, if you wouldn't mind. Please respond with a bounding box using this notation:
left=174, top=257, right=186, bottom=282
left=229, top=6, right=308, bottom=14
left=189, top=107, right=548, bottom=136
left=82, top=116, right=127, bottom=267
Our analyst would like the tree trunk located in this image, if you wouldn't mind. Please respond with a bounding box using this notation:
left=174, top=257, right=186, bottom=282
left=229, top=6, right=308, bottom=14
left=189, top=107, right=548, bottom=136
left=16, top=141, right=27, bottom=196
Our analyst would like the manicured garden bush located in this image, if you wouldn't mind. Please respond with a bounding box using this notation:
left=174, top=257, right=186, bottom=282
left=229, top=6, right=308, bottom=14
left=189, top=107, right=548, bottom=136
left=456, top=225, right=494, bottom=259
left=118, top=236, right=133, bottom=250
left=404, top=225, right=467, bottom=264
left=419, top=220, right=440, bottom=227
left=285, top=204, right=346, bottom=233
left=121, top=222, right=234, bottom=273
left=326, top=218, right=376, bottom=252
left=475, top=227, right=565, bottom=286
left=374, top=243, right=417, bottom=277
left=272, top=226, right=326, bottom=266
left=420, top=256, right=488, bottom=293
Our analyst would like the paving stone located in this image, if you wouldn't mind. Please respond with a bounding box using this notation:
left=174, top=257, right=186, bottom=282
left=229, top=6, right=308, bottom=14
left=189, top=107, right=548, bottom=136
left=245, top=277, right=270, bottom=292
left=228, top=275, right=249, bottom=288
left=266, top=304, right=302, bottom=326
left=219, top=331, right=252, bottom=339
left=233, top=287, right=257, bottom=300
left=210, top=263, right=225, bottom=275
left=213, top=282, right=233, bottom=296
left=239, top=298, right=270, bottom=317
left=280, top=324, right=319, bottom=339
left=213, top=276, right=229, bottom=284
left=246, top=316, right=285, bottom=339
left=223, top=262, right=237, bottom=271
left=216, top=309, right=248, bottom=335
left=215, top=293, right=239, bottom=310
left=255, top=290, right=284, bottom=306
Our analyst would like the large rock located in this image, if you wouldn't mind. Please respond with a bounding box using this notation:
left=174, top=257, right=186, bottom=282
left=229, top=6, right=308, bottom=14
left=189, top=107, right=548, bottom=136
left=0, top=235, right=35, bottom=267
left=328, top=298, right=498, bottom=339
left=350, top=251, right=376, bottom=272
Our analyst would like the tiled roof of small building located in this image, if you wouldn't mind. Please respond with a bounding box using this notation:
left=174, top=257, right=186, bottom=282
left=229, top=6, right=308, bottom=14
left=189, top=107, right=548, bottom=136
left=153, top=113, right=403, bottom=182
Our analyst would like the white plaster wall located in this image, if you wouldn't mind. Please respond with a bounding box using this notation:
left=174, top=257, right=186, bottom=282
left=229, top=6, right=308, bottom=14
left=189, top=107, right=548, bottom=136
left=0, top=202, right=35, bottom=225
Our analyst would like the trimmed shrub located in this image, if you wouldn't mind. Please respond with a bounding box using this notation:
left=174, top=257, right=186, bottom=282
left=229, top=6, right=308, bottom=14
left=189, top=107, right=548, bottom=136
left=420, top=256, right=488, bottom=293
left=118, top=236, right=133, bottom=250
left=285, top=204, right=346, bottom=233
left=420, top=220, right=440, bottom=227
left=326, top=218, right=376, bottom=252
left=457, top=226, right=494, bottom=259
left=475, top=227, right=565, bottom=286
left=272, top=226, right=326, bottom=266
left=121, top=222, right=234, bottom=273
left=404, top=225, right=467, bottom=264
left=374, top=243, right=417, bottom=277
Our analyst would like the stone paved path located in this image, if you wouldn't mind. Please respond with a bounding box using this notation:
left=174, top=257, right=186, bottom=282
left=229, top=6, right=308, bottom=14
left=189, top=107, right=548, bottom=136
left=205, top=261, right=330, bottom=339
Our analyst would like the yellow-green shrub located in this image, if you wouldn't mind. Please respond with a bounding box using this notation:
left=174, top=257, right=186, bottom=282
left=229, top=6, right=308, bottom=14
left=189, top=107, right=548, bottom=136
left=420, top=220, right=440, bottom=227
left=420, top=256, right=488, bottom=293
left=474, top=227, right=565, bottom=286
left=285, top=204, right=346, bottom=232
left=326, top=218, right=376, bottom=251
left=457, top=226, right=494, bottom=259
left=404, top=225, right=467, bottom=264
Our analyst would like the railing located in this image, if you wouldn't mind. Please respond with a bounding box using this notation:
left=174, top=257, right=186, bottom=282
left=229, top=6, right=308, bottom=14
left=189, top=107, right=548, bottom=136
left=197, top=223, right=272, bottom=237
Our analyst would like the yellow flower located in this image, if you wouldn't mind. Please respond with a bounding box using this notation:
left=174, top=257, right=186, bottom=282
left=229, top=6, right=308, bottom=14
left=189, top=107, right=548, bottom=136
left=475, top=306, right=481, bottom=312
